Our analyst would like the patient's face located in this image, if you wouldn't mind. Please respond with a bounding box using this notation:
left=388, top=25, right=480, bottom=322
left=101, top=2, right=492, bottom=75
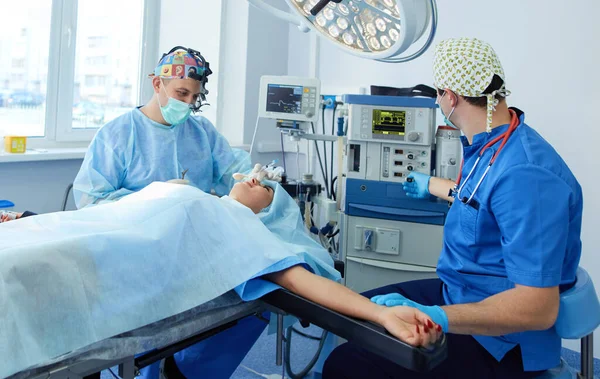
left=229, top=178, right=275, bottom=214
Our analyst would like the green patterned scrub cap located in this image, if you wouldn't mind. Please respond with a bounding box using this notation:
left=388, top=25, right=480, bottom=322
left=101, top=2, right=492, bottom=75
left=433, top=37, right=510, bottom=133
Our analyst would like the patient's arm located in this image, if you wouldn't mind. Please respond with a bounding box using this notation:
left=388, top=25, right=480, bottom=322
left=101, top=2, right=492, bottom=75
left=266, top=266, right=441, bottom=347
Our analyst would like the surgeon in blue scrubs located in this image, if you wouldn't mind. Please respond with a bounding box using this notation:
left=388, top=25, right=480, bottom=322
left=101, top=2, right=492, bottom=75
left=324, top=37, right=584, bottom=378
left=73, top=47, right=263, bottom=379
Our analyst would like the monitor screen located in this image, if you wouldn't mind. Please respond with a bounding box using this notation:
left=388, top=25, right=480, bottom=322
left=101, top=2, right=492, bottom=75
left=266, top=84, right=304, bottom=114
left=372, top=109, right=406, bottom=135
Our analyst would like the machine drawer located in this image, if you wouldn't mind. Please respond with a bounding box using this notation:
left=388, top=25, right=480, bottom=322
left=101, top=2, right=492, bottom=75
left=345, top=257, right=438, bottom=293
left=344, top=215, right=443, bottom=268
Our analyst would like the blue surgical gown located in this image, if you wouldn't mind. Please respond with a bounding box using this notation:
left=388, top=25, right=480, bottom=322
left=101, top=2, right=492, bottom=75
left=73, top=107, right=250, bottom=208
left=437, top=109, right=583, bottom=371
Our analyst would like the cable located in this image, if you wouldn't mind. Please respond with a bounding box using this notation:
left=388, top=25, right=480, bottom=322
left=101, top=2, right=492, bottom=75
left=343, top=117, right=348, bottom=137
left=310, top=122, right=330, bottom=199
left=330, top=104, right=338, bottom=200
left=292, top=327, right=322, bottom=340
left=280, top=131, right=287, bottom=173
left=249, top=116, right=261, bottom=156
left=296, top=141, right=301, bottom=203
left=285, top=326, right=329, bottom=379
left=108, top=368, right=119, bottom=379
left=327, top=229, right=340, bottom=239
left=321, top=106, right=329, bottom=197
left=330, top=176, right=338, bottom=202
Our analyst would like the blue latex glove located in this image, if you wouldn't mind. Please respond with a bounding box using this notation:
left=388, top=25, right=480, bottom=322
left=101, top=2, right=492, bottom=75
left=402, top=172, right=431, bottom=199
left=371, top=293, right=449, bottom=333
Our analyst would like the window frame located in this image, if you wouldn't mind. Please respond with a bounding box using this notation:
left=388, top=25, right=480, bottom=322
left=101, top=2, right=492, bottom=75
left=24, top=0, right=160, bottom=149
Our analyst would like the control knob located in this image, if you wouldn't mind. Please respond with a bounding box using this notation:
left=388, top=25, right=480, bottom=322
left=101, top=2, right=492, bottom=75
left=407, top=132, right=419, bottom=142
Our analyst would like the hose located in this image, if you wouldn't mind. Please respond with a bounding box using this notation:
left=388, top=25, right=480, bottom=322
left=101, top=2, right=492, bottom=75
left=284, top=326, right=329, bottom=379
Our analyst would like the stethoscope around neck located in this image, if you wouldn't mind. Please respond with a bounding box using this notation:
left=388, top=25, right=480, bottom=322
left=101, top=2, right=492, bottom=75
left=452, top=109, right=520, bottom=205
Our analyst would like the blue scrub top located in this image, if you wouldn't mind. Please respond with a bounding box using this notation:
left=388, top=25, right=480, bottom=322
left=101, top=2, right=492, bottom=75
left=437, top=109, right=583, bottom=371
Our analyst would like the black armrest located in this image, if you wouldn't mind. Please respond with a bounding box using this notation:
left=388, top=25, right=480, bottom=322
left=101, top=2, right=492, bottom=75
left=260, top=289, right=447, bottom=373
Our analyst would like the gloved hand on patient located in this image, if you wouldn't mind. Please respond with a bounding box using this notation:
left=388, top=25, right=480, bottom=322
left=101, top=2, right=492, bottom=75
left=371, top=293, right=449, bottom=333
left=232, top=161, right=284, bottom=183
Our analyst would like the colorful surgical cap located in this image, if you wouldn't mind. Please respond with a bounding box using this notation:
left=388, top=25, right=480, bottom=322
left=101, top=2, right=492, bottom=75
left=149, top=49, right=206, bottom=80
left=433, top=37, right=510, bottom=133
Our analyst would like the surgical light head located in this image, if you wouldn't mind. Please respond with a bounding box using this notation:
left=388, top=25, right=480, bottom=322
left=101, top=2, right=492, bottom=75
left=149, top=46, right=213, bottom=112
left=248, top=0, right=437, bottom=63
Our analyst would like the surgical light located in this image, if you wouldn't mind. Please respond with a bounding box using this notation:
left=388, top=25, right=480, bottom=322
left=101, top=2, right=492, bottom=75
left=247, top=0, right=438, bottom=63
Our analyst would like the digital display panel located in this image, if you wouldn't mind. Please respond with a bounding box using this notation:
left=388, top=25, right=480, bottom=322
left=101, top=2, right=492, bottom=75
left=372, top=109, right=406, bottom=135
left=266, top=84, right=303, bottom=114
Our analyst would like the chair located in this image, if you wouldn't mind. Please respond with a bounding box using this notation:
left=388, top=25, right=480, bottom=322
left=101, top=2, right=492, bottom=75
left=537, top=267, right=600, bottom=379
left=0, top=200, right=15, bottom=210
left=62, top=183, right=74, bottom=211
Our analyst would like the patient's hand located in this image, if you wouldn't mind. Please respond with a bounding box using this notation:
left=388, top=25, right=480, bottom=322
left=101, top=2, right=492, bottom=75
left=1, top=212, right=22, bottom=223
left=377, top=306, right=442, bottom=348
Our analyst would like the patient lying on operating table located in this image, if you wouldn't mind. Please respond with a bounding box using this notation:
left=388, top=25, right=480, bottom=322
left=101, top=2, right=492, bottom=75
left=0, top=179, right=440, bottom=378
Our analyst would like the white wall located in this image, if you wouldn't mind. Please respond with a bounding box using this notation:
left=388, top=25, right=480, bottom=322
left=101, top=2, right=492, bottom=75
left=157, top=0, right=223, bottom=125
left=0, top=159, right=80, bottom=213
left=287, top=0, right=600, bottom=356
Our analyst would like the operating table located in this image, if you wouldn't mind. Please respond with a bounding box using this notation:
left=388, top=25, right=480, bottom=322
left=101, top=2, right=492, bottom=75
left=7, top=284, right=447, bottom=379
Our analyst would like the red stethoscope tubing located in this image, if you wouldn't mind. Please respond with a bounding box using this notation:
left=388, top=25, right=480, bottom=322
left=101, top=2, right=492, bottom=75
left=454, top=109, right=520, bottom=202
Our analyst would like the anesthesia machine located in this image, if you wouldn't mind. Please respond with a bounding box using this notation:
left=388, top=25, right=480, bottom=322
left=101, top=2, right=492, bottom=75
left=339, top=94, right=462, bottom=292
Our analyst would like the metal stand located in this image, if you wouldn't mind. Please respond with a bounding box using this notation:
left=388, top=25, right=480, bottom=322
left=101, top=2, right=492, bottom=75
left=276, top=313, right=284, bottom=366
left=580, top=333, right=594, bottom=379
left=118, top=357, right=137, bottom=379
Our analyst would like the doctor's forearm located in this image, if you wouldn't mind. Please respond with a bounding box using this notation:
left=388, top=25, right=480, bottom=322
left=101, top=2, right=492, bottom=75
left=267, top=266, right=384, bottom=324
left=442, top=286, right=559, bottom=335
left=429, top=177, right=456, bottom=202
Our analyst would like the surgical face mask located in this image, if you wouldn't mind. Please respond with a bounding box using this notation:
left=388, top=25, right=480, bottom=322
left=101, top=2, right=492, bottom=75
left=158, top=79, right=192, bottom=125
left=438, top=92, right=458, bottom=130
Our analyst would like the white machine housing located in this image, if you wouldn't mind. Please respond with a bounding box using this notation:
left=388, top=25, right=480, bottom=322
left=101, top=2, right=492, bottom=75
left=435, top=126, right=462, bottom=181
left=258, top=75, right=321, bottom=123
left=344, top=101, right=437, bottom=184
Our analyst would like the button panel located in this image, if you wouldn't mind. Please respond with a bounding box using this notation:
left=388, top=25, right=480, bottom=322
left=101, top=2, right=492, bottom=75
left=381, top=144, right=432, bottom=183
left=301, top=86, right=317, bottom=113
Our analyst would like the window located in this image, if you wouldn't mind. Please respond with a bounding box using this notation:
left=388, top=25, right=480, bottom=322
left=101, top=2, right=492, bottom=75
left=87, top=36, right=108, bottom=49
left=71, top=0, right=145, bottom=131
left=0, top=0, right=160, bottom=147
left=12, top=58, right=26, bottom=69
left=85, top=56, right=108, bottom=66
left=84, top=75, right=107, bottom=87
left=0, top=3, right=51, bottom=138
